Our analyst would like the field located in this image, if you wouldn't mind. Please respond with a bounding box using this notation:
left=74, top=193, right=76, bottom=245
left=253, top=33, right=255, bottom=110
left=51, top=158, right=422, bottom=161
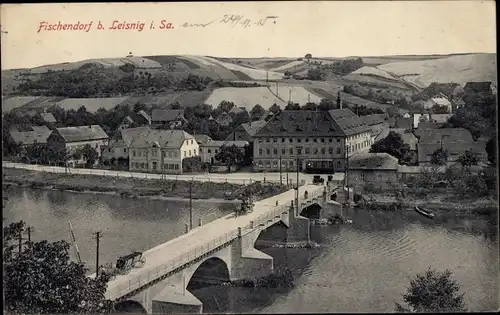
left=2, top=96, right=41, bottom=112
left=348, top=66, right=398, bottom=81
left=377, top=53, right=496, bottom=88
left=117, top=90, right=212, bottom=109
left=52, top=97, right=129, bottom=112
left=342, top=73, right=413, bottom=91
left=205, top=87, right=286, bottom=109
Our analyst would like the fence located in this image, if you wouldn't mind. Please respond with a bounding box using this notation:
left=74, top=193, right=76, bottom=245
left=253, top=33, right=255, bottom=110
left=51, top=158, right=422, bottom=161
left=107, top=229, right=240, bottom=301
left=3, top=162, right=295, bottom=185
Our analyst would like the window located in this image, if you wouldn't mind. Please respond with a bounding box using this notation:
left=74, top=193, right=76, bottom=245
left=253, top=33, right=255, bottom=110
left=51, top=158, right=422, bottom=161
left=289, top=148, right=293, bottom=154
left=152, top=162, right=157, bottom=170
left=329, top=139, right=333, bottom=143
left=191, top=140, right=193, bottom=145
left=313, top=139, right=317, bottom=143
left=95, top=143, right=99, bottom=148
left=337, top=161, right=341, bottom=168
left=281, top=138, right=285, bottom=142
left=329, top=147, right=333, bottom=154
left=199, top=148, right=203, bottom=153
left=208, top=149, right=212, bottom=153
left=259, top=148, right=263, bottom=156
left=189, top=150, right=192, bottom=156
left=337, top=139, right=340, bottom=143
left=184, top=151, right=186, bottom=157
left=273, top=138, right=277, bottom=143
left=267, top=148, right=271, bottom=155
left=162, top=151, right=166, bottom=157
left=108, top=148, right=112, bottom=152
left=266, top=138, right=270, bottom=142
left=297, top=148, right=302, bottom=155
left=305, top=148, right=310, bottom=154
left=305, top=139, right=310, bottom=143
left=289, top=138, right=293, bottom=143
left=282, top=148, right=286, bottom=154
left=313, top=148, right=318, bottom=154
left=321, top=139, right=325, bottom=143
left=169, top=151, right=173, bottom=157
left=273, top=160, right=278, bottom=167
left=297, top=139, right=302, bottom=143
left=138, top=151, right=141, bottom=157
left=321, top=147, right=326, bottom=154
left=289, top=160, right=294, bottom=167
left=152, top=149, right=158, bottom=157
left=193, top=149, right=196, bottom=155
left=273, top=148, right=278, bottom=155
left=175, top=164, right=179, bottom=170
left=215, top=149, right=218, bottom=153
left=336, top=148, right=340, bottom=155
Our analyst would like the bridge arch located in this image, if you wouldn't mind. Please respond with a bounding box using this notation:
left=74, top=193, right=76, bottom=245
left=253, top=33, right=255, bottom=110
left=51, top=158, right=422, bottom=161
left=114, top=300, right=148, bottom=313
left=186, top=257, right=231, bottom=289
left=299, top=203, right=322, bottom=219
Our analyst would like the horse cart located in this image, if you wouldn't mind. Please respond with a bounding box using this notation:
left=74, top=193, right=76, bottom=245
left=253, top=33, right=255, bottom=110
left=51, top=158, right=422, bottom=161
left=100, top=251, right=146, bottom=280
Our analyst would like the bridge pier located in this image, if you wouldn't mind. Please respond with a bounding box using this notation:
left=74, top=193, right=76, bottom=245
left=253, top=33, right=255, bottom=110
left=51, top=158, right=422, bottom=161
left=152, top=284, right=202, bottom=314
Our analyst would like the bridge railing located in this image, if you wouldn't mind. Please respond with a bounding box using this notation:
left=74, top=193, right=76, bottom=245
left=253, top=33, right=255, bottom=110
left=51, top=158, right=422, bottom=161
left=107, top=229, right=240, bottom=301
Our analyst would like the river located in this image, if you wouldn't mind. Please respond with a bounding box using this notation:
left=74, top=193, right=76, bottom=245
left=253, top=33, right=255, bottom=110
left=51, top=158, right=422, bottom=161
left=3, top=187, right=498, bottom=313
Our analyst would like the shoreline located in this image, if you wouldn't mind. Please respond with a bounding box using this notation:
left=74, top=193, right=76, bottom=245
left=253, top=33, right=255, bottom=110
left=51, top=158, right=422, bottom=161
left=2, top=167, right=287, bottom=202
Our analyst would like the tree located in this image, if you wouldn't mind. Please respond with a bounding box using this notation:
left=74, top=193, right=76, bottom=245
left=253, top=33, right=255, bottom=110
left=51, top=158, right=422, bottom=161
left=395, top=268, right=467, bottom=313
left=307, top=68, right=325, bottom=81
left=370, top=131, right=412, bottom=164
left=182, top=156, right=203, bottom=173
left=304, top=53, right=312, bottom=62
left=215, top=145, right=245, bottom=172
left=3, top=221, right=113, bottom=314
left=430, top=148, right=449, bottom=166
left=336, top=92, right=341, bottom=109
left=284, top=102, right=301, bottom=110
left=250, top=104, right=266, bottom=121
left=318, top=98, right=336, bottom=111
left=218, top=101, right=235, bottom=113
left=457, top=150, right=480, bottom=169
left=268, top=103, right=281, bottom=114
left=79, top=144, right=98, bottom=167
left=133, top=102, right=147, bottom=112
left=485, top=135, right=496, bottom=165
left=302, top=102, right=318, bottom=111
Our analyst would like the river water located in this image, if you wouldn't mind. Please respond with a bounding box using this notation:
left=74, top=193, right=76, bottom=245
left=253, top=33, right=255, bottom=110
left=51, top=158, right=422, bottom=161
left=3, top=187, right=499, bottom=313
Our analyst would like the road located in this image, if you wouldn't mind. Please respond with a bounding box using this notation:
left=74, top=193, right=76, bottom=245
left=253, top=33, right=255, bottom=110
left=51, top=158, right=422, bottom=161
left=101, top=184, right=325, bottom=300
left=2, top=162, right=345, bottom=185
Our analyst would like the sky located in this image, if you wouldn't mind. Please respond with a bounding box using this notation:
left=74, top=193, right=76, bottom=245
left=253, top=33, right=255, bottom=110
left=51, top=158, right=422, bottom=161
left=1, top=1, right=496, bottom=70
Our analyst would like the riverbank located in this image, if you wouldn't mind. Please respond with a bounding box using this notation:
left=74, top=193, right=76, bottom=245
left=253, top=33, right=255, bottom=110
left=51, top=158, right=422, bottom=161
left=360, top=191, right=498, bottom=217
left=2, top=167, right=288, bottom=201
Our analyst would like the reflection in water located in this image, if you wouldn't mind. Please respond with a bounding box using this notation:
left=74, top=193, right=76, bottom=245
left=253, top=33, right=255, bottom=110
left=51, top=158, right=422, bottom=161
left=3, top=187, right=499, bottom=313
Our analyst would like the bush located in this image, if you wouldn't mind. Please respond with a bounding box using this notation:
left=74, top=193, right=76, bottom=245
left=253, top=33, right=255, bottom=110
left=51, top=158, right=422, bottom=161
left=182, top=156, right=203, bottom=173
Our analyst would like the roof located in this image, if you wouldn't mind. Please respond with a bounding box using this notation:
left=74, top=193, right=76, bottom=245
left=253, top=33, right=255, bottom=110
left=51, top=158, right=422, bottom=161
left=240, top=120, right=268, bottom=136
left=127, top=110, right=151, bottom=125
left=416, top=121, right=440, bottom=130
left=348, top=153, right=398, bottom=170
left=151, top=109, right=185, bottom=122
left=400, top=133, right=419, bottom=150
left=200, top=140, right=249, bottom=148
left=229, top=107, right=246, bottom=115
left=359, top=114, right=387, bottom=126
left=394, top=117, right=412, bottom=130
left=41, top=112, right=57, bottom=123
left=129, top=129, right=194, bottom=148
left=254, top=109, right=369, bottom=137
left=193, top=134, right=212, bottom=145
left=31, top=125, right=51, bottom=133
left=414, top=128, right=473, bottom=143
left=119, top=126, right=152, bottom=146
left=417, top=142, right=488, bottom=163
left=430, top=114, right=453, bottom=124
left=55, top=125, right=108, bottom=142
left=10, top=128, right=53, bottom=145
left=426, top=97, right=452, bottom=107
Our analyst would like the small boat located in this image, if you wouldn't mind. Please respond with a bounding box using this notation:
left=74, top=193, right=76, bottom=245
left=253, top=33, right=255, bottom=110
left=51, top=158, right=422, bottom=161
left=414, top=206, right=435, bottom=219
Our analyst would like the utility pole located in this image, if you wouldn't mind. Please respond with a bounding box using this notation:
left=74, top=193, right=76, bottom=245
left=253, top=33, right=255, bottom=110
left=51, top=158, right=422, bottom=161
left=25, top=226, right=34, bottom=243
left=308, top=94, right=311, bottom=103
left=189, top=180, right=193, bottom=230
left=289, top=90, right=292, bottom=103
left=18, top=227, right=23, bottom=255
left=93, top=231, right=102, bottom=277
left=279, top=155, right=283, bottom=185
left=344, top=138, right=349, bottom=202
left=296, top=157, right=300, bottom=216
left=276, top=82, right=279, bottom=97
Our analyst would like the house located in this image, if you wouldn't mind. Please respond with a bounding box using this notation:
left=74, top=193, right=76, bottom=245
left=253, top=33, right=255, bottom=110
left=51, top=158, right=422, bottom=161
left=464, top=81, right=496, bottom=95
left=412, top=113, right=430, bottom=129
left=224, top=120, right=267, bottom=142
left=390, top=128, right=419, bottom=152
left=216, top=112, right=233, bottom=127
left=193, top=134, right=212, bottom=145
left=347, top=152, right=399, bottom=192
left=359, top=114, right=389, bottom=143
left=252, top=109, right=372, bottom=172
left=9, top=125, right=53, bottom=156
left=128, top=129, right=198, bottom=174
left=101, top=126, right=151, bottom=163
left=403, top=113, right=411, bottom=119
left=429, top=113, right=453, bottom=126
left=395, top=117, right=413, bottom=130
left=40, top=112, right=57, bottom=124
left=118, top=110, right=151, bottom=130
left=199, top=116, right=219, bottom=134
left=151, top=109, right=187, bottom=129
left=198, top=140, right=249, bottom=165
left=423, top=94, right=452, bottom=113
left=47, top=125, right=109, bottom=166
left=415, top=128, right=487, bottom=166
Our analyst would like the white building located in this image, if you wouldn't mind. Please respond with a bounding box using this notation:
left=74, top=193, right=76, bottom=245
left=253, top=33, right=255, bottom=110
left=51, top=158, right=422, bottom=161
left=128, top=129, right=199, bottom=174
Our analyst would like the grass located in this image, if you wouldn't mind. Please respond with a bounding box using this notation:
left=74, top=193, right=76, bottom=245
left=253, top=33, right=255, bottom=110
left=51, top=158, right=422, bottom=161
left=194, top=56, right=284, bottom=81
left=205, top=87, right=287, bottom=109
left=2, top=96, right=41, bottom=112
left=53, top=97, right=130, bottom=112
left=2, top=167, right=287, bottom=200
left=377, top=53, right=496, bottom=88
left=348, top=66, right=398, bottom=81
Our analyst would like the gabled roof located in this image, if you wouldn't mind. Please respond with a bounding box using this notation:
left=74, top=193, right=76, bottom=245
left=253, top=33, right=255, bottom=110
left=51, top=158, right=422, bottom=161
left=10, top=128, right=53, bottom=145
left=426, top=97, right=452, bottom=107
left=41, top=112, right=57, bottom=123
left=240, top=120, right=268, bottom=136
left=129, top=129, right=194, bottom=148
left=229, top=107, right=247, bottom=115
left=151, top=109, right=185, bottom=122
left=394, top=117, right=413, bottom=130
left=193, top=134, right=212, bottom=145
left=414, top=128, right=473, bottom=143
left=31, top=125, right=51, bottom=133
left=359, top=114, right=387, bottom=126
left=417, top=142, right=488, bottom=163
left=255, top=109, right=369, bottom=137
left=348, top=153, right=398, bottom=170
left=200, top=140, right=249, bottom=148
left=55, top=125, right=108, bottom=142
left=118, top=126, right=152, bottom=146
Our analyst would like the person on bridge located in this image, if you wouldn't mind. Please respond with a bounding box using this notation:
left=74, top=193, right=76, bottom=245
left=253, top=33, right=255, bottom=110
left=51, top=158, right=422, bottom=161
left=304, top=190, right=309, bottom=199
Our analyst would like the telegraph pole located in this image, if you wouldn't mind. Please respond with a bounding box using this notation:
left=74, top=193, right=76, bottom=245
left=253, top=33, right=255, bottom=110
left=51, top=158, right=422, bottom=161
left=279, top=155, right=283, bottom=185
left=25, top=226, right=34, bottom=243
left=296, top=157, right=300, bottom=216
left=289, top=90, right=292, bottom=103
left=189, top=180, right=193, bottom=230
left=276, top=82, right=279, bottom=97
left=93, top=231, right=102, bottom=276
left=18, top=227, right=23, bottom=255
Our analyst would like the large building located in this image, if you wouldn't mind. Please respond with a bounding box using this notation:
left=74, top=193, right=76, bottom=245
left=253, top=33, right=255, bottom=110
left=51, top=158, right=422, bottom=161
left=102, top=126, right=151, bottom=162
left=47, top=125, right=109, bottom=166
left=199, top=140, right=249, bottom=165
left=224, top=120, right=267, bottom=142
left=128, top=129, right=198, bottom=174
left=252, top=109, right=372, bottom=172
